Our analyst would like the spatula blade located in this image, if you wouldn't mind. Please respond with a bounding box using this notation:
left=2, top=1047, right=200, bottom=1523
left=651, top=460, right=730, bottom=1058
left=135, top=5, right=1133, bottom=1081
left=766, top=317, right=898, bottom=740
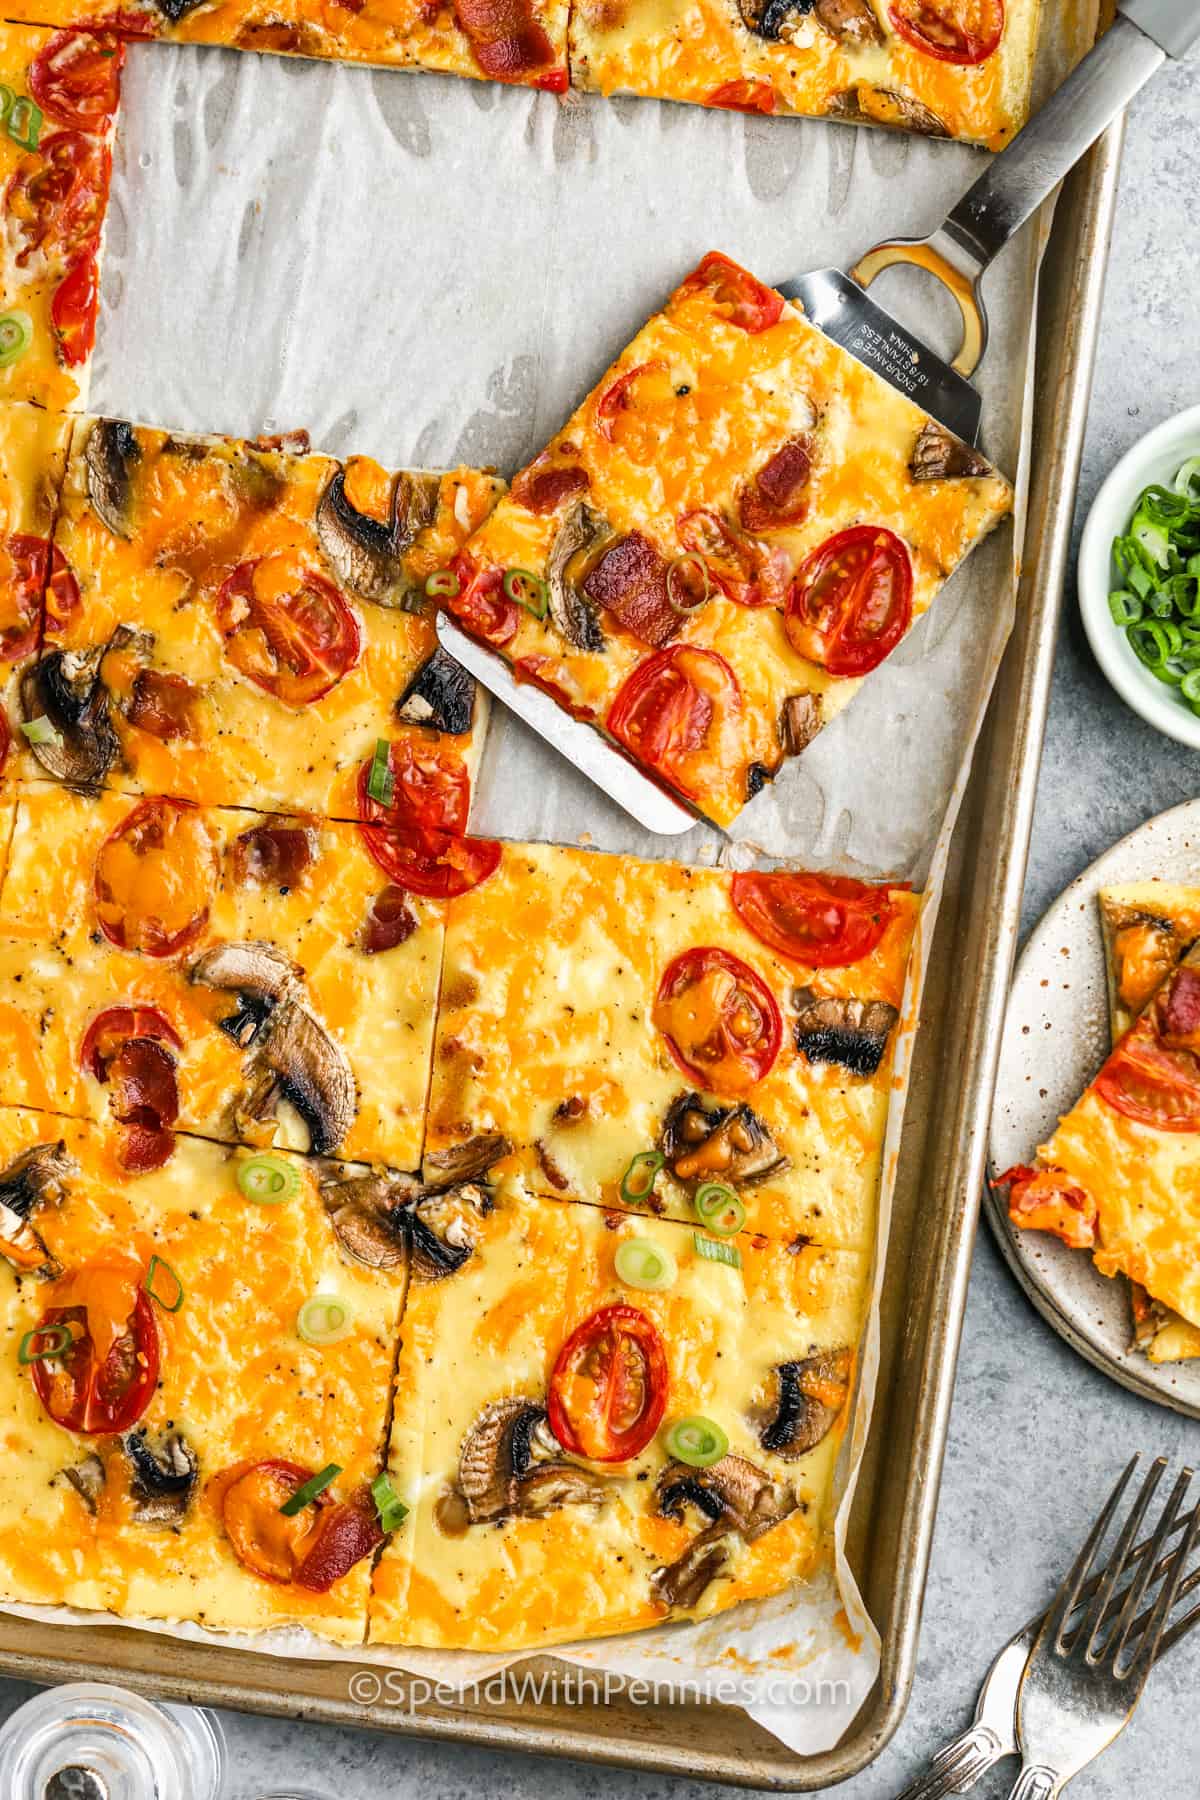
left=782, top=267, right=983, bottom=447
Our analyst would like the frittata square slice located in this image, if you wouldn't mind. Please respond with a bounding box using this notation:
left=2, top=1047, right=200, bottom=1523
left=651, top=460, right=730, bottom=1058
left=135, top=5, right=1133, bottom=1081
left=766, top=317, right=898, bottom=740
left=369, top=1186, right=867, bottom=1649
left=425, top=838, right=918, bottom=1249
left=569, top=0, right=1042, bottom=151
left=0, top=1106, right=404, bottom=1642
left=1, top=0, right=570, bottom=94
left=0, top=400, right=73, bottom=775
left=0, top=23, right=124, bottom=411
left=21, top=417, right=503, bottom=823
left=0, top=782, right=446, bottom=1169
left=448, top=251, right=1012, bottom=829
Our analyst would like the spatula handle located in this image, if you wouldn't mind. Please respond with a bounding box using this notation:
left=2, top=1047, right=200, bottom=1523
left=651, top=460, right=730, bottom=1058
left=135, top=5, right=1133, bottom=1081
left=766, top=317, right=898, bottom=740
left=941, top=4, right=1193, bottom=283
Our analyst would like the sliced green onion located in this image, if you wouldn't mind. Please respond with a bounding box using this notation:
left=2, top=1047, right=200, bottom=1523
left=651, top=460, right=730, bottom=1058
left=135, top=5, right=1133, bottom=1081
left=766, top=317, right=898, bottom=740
left=619, top=1149, right=664, bottom=1206
left=1175, top=457, right=1200, bottom=499
left=614, top=1236, right=678, bottom=1293
left=144, top=1255, right=184, bottom=1313
left=1108, top=590, right=1142, bottom=627
left=694, top=1182, right=746, bottom=1237
left=665, top=553, right=711, bottom=617
left=20, top=715, right=62, bottom=748
left=5, top=97, right=41, bottom=152
left=18, top=1323, right=73, bottom=1365
left=693, top=1232, right=742, bottom=1270
left=425, top=568, right=461, bottom=600
left=279, top=1462, right=341, bottom=1516
left=664, top=1415, right=729, bottom=1468
left=366, top=737, right=394, bottom=807
left=1131, top=509, right=1172, bottom=570
left=236, top=1153, right=300, bottom=1204
left=298, top=1295, right=354, bottom=1346
left=0, top=309, right=32, bottom=368
left=1182, top=668, right=1200, bottom=709
left=503, top=567, right=549, bottom=619
left=371, top=1470, right=409, bottom=1533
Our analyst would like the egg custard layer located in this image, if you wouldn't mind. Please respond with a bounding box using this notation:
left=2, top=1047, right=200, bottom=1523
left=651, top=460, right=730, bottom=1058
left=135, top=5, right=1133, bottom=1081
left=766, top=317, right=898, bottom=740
left=0, top=400, right=73, bottom=779
left=370, top=1185, right=867, bottom=1649
left=451, top=249, right=1012, bottom=829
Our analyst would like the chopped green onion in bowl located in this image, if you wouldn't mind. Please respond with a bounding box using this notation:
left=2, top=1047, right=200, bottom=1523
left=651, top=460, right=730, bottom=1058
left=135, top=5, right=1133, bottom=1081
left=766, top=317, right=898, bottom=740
left=1108, top=458, right=1200, bottom=715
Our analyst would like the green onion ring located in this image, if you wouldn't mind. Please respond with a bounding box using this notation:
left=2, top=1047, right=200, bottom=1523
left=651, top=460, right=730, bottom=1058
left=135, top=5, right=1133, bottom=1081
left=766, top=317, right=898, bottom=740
left=693, top=1182, right=745, bottom=1237
left=0, top=309, right=32, bottom=369
left=18, top=1323, right=73, bottom=1365
left=297, top=1296, right=354, bottom=1347
left=666, top=552, right=711, bottom=617
left=503, top=567, right=549, bottom=619
left=236, top=1153, right=301, bottom=1205
left=144, top=1254, right=184, bottom=1314
left=619, top=1149, right=665, bottom=1206
left=614, top=1236, right=678, bottom=1293
left=664, top=1415, right=729, bottom=1468
left=425, top=568, right=462, bottom=600
left=279, top=1462, right=342, bottom=1517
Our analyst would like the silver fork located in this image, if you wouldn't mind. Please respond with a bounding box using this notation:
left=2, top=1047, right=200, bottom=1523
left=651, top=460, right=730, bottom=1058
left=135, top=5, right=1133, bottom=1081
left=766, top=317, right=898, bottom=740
left=1009, top=1456, right=1200, bottom=1800
left=895, top=1464, right=1200, bottom=1800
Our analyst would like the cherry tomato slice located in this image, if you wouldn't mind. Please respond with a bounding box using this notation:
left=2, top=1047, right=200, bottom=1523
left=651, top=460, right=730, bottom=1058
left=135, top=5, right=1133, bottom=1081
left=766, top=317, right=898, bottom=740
left=595, top=360, right=669, bottom=448
left=5, top=129, right=110, bottom=270
left=547, top=1302, right=668, bottom=1463
left=784, top=526, right=912, bottom=677
left=730, top=872, right=906, bottom=969
left=889, top=0, right=1004, bottom=64
left=653, top=946, right=782, bottom=1093
left=608, top=645, right=742, bottom=803
left=42, top=537, right=82, bottom=635
left=998, top=1164, right=1097, bottom=1251
left=448, top=558, right=521, bottom=647
left=220, top=1460, right=329, bottom=1585
left=1094, top=1026, right=1200, bottom=1134
left=357, top=821, right=502, bottom=899
left=677, top=252, right=784, bottom=335
left=51, top=250, right=99, bottom=369
left=510, top=457, right=589, bottom=515
left=294, top=1486, right=384, bottom=1592
left=215, top=555, right=362, bottom=706
left=31, top=1264, right=159, bottom=1435
left=356, top=738, right=470, bottom=837
left=29, top=28, right=126, bottom=130
left=93, top=796, right=217, bottom=958
left=707, top=79, right=776, bottom=115
left=0, top=534, right=79, bottom=662
left=80, top=1004, right=182, bottom=1082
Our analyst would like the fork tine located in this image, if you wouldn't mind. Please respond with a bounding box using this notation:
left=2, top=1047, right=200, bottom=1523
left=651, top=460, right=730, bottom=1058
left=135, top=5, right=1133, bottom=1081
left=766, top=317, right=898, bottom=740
left=1043, top=1455, right=1139, bottom=1653
left=1080, top=1457, right=1166, bottom=1661
left=1157, top=1588, right=1200, bottom=1660
left=1116, top=1467, right=1199, bottom=1680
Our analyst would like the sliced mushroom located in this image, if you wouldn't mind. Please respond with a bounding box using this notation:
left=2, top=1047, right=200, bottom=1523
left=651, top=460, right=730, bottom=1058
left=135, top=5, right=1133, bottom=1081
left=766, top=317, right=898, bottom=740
left=424, top=1133, right=512, bottom=1189
left=395, top=646, right=476, bottom=735
left=651, top=1534, right=733, bottom=1610
left=814, top=0, right=883, bottom=42
left=0, top=1141, right=74, bottom=1277
left=317, top=1168, right=415, bottom=1269
left=316, top=466, right=439, bottom=604
left=780, top=692, right=822, bottom=758
left=660, top=1093, right=789, bottom=1186
left=734, top=0, right=804, bottom=40
left=909, top=420, right=992, bottom=483
left=123, top=1427, right=199, bottom=1525
left=792, top=988, right=899, bottom=1077
left=759, top=1349, right=852, bottom=1459
left=826, top=86, right=949, bottom=137
left=85, top=418, right=140, bottom=537
left=655, top=1453, right=796, bottom=1540
left=746, top=761, right=776, bottom=801
left=61, top=1452, right=106, bottom=1514
left=190, top=939, right=298, bottom=1046
left=408, top=1184, right=493, bottom=1280
left=454, top=1397, right=607, bottom=1524
left=546, top=501, right=609, bottom=651
left=155, top=0, right=205, bottom=18
left=20, top=647, right=119, bottom=786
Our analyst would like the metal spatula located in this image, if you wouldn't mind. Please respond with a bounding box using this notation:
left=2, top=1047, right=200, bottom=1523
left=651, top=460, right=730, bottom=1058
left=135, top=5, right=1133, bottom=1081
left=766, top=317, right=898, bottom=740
left=784, top=0, right=1198, bottom=446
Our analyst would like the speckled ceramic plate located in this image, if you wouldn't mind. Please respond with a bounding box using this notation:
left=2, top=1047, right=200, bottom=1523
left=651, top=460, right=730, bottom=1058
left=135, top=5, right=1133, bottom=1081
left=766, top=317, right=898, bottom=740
left=987, top=799, right=1200, bottom=1417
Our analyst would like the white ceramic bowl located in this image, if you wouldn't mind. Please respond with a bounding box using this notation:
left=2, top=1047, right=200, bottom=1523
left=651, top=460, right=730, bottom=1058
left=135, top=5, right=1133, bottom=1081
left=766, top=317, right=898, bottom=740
left=1078, top=401, right=1200, bottom=747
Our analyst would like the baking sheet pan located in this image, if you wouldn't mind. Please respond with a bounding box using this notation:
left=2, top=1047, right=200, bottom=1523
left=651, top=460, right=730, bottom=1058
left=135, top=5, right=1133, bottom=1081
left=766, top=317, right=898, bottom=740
left=0, top=112, right=1125, bottom=1786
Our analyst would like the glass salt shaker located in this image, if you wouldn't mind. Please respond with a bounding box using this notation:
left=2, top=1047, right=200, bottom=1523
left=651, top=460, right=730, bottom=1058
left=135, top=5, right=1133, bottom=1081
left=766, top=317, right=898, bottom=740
left=0, top=1681, right=226, bottom=1799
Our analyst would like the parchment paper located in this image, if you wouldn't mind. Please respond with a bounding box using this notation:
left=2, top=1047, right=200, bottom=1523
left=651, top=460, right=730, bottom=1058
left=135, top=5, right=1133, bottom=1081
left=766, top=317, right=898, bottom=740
left=6, top=9, right=1095, bottom=1758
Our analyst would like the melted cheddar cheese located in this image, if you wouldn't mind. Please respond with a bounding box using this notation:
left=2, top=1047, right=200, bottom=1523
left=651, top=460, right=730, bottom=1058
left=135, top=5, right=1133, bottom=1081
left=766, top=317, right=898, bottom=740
left=457, top=253, right=1012, bottom=827
left=0, top=1107, right=403, bottom=1642
left=0, top=782, right=446, bottom=1168
left=571, top=0, right=1042, bottom=149
left=0, top=402, right=72, bottom=770
left=427, top=839, right=918, bottom=1246
left=47, top=419, right=504, bottom=819
left=369, top=1187, right=866, bottom=1648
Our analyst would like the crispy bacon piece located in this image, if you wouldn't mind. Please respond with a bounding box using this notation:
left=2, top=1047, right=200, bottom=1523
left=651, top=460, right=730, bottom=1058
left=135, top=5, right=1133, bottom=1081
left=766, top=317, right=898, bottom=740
left=293, top=1485, right=384, bottom=1593
left=739, top=434, right=814, bottom=533
left=1155, top=965, right=1200, bottom=1051
left=511, top=460, right=590, bottom=515
left=997, top=1165, right=1098, bottom=1251
left=454, top=0, right=558, bottom=83
left=107, top=1039, right=180, bottom=1173
left=583, top=532, right=679, bottom=648
left=127, top=669, right=201, bottom=741
left=363, top=886, right=418, bottom=954
left=231, top=824, right=315, bottom=892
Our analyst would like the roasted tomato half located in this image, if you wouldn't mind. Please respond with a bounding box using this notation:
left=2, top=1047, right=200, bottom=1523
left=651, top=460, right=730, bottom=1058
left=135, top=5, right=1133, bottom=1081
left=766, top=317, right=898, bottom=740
left=654, top=946, right=782, bottom=1093
left=1094, top=1026, right=1200, bottom=1135
left=998, top=1165, right=1098, bottom=1251
left=548, top=1303, right=668, bottom=1462
left=678, top=252, right=784, bottom=335
left=889, top=0, right=1004, bottom=65
left=51, top=249, right=100, bottom=369
left=215, top=554, right=362, bottom=706
left=707, top=78, right=776, bottom=115
left=0, top=534, right=79, bottom=661
left=80, top=1005, right=182, bottom=1172
left=5, top=129, right=110, bottom=270
left=448, top=558, right=521, bottom=647
left=608, top=645, right=742, bottom=804
left=30, top=1261, right=159, bottom=1435
left=731, top=872, right=905, bottom=969
left=220, top=1460, right=330, bottom=1585
left=29, top=28, right=126, bottom=131
left=357, top=821, right=501, bottom=900
left=785, top=526, right=913, bottom=677
left=356, top=738, right=470, bottom=837
left=93, top=796, right=217, bottom=958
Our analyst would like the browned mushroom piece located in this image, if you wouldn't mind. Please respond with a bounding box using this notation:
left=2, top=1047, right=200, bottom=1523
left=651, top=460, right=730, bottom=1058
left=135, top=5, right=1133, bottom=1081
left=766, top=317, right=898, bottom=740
left=651, top=1536, right=733, bottom=1611
left=85, top=417, right=140, bottom=537
left=1104, top=905, right=1183, bottom=1017
left=660, top=1093, right=789, bottom=1186
left=61, top=1453, right=106, bottom=1514
left=450, top=1398, right=608, bottom=1526
left=759, top=1349, right=852, bottom=1459
left=316, top=466, right=439, bottom=604
left=317, top=1166, right=492, bottom=1279
left=780, top=692, right=822, bottom=758
left=545, top=501, right=610, bottom=651
left=396, top=647, right=476, bottom=735
left=909, top=420, right=993, bottom=483
left=826, top=86, right=949, bottom=137
left=20, top=645, right=119, bottom=786
left=424, top=1133, right=512, bottom=1188
left=651, top=1454, right=797, bottom=1610
left=814, top=0, right=883, bottom=44
left=792, top=987, right=899, bottom=1077
left=123, top=1428, right=199, bottom=1525
left=0, top=1141, right=75, bottom=1278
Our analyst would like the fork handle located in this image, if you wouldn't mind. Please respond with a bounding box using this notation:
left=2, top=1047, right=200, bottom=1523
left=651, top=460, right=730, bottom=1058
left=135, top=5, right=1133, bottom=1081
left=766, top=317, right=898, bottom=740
left=1007, top=1765, right=1061, bottom=1800
left=893, top=1725, right=1009, bottom=1800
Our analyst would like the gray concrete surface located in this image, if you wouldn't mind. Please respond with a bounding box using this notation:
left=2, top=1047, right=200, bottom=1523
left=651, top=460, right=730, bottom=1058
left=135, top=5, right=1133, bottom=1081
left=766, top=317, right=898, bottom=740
left=3, top=44, right=1199, bottom=1800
